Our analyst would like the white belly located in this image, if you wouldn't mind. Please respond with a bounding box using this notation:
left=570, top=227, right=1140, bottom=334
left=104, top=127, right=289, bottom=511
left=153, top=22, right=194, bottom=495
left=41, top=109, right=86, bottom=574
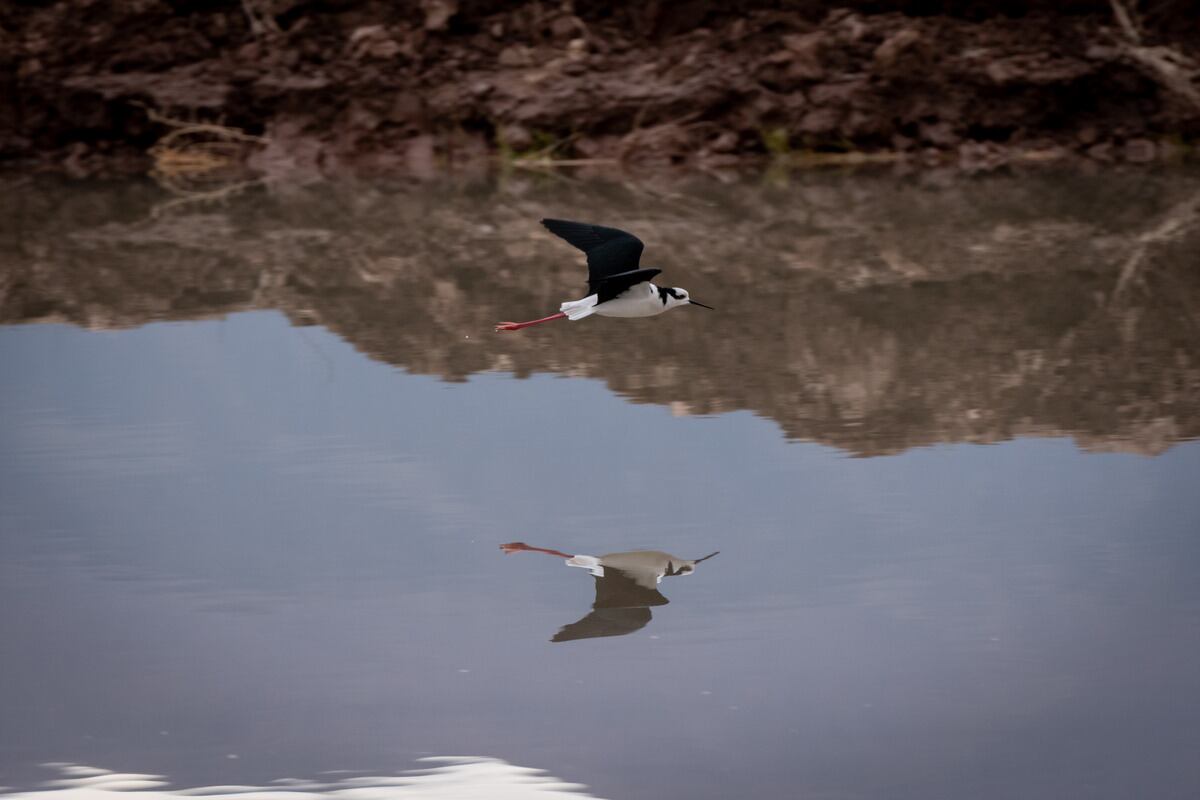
left=594, top=282, right=666, bottom=318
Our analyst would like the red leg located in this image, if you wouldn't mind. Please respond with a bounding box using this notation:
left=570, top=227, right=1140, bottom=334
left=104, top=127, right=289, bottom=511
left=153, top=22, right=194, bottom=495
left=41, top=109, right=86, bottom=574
left=495, top=312, right=567, bottom=332
left=500, top=541, right=575, bottom=559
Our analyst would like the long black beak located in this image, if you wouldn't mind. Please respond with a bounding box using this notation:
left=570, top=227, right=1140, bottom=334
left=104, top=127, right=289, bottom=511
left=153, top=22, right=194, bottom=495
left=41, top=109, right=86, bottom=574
left=693, top=551, right=720, bottom=564
left=689, top=300, right=714, bottom=310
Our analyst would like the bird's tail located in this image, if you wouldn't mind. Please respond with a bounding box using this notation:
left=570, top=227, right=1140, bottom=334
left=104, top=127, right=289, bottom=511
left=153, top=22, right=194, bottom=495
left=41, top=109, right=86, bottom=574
left=560, top=294, right=599, bottom=321
left=566, top=554, right=604, bottom=577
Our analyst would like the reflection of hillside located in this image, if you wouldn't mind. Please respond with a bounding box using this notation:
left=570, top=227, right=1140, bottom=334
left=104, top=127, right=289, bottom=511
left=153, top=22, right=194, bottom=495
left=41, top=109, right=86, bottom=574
left=2, top=171, right=1198, bottom=456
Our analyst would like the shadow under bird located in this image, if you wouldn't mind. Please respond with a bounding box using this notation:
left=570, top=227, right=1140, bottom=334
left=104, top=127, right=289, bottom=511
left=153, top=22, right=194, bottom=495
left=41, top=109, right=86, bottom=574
left=500, top=541, right=719, bottom=642
left=494, top=218, right=714, bottom=332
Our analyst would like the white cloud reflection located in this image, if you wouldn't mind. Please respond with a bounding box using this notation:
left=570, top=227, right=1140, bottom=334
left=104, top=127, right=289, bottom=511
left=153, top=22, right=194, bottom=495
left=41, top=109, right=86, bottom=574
left=8, top=762, right=602, bottom=800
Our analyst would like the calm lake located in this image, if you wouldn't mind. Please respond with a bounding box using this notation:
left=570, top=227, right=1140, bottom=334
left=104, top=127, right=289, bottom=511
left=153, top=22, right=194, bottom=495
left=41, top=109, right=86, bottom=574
left=1, top=168, right=1198, bottom=800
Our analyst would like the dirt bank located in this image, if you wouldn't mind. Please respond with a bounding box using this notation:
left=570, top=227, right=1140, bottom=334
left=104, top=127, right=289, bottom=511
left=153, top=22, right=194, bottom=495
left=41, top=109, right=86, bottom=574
left=3, top=1, right=1200, bottom=175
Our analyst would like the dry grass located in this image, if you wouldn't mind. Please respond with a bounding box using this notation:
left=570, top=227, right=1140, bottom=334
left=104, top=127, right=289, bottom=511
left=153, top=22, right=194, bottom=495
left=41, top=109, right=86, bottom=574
left=138, top=103, right=268, bottom=178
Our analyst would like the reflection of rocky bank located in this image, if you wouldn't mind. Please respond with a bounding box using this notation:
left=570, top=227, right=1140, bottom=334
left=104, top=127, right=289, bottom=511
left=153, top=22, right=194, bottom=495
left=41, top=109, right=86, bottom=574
left=1, top=170, right=1198, bottom=456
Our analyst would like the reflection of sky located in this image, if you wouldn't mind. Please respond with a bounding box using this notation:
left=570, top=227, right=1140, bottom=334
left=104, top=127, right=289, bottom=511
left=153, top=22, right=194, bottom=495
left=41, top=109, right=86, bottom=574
left=1, top=312, right=1199, bottom=800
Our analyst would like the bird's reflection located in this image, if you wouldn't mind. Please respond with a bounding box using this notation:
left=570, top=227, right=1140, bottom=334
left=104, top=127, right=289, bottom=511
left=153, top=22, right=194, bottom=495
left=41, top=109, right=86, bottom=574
left=500, top=542, right=719, bottom=642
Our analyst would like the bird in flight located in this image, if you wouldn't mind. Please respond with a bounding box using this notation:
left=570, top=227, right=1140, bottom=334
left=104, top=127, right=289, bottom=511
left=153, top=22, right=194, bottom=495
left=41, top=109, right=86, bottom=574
left=494, top=219, right=713, bottom=332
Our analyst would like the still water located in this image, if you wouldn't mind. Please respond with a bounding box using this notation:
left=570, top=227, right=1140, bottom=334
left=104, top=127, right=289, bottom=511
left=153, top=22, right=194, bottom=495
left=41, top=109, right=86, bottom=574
left=1, top=169, right=1199, bottom=799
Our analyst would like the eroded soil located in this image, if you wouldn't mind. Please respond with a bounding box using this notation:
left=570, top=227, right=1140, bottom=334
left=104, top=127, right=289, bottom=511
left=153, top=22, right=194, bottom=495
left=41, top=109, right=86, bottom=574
left=4, top=1, right=1200, bottom=175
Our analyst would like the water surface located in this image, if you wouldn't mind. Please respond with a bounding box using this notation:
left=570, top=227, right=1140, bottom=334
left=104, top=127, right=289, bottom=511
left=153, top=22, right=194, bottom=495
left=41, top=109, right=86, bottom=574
left=1, top=169, right=1198, bottom=799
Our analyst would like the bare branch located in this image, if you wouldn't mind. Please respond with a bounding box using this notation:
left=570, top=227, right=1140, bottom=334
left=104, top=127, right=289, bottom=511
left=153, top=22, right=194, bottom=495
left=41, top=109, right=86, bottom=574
left=1109, top=0, right=1200, bottom=109
left=136, top=103, right=270, bottom=144
left=1109, top=0, right=1142, bottom=44
left=1112, top=189, right=1200, bottom=299
left=241, top=0, right=282, bottom=37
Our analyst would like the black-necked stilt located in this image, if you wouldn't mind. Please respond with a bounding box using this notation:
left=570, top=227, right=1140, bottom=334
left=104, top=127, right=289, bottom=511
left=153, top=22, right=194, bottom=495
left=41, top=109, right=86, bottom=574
left=500, top=541, right=719, bottom=641
left=494, top=219, right=714, bottom=332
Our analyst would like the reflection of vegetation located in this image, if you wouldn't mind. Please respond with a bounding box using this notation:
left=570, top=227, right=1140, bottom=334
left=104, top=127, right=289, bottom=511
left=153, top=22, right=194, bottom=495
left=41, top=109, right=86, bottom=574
left=761, top=126, right=791, bottom=157
left=139, top=104, right=268, bottom=181
left=1, top=170, right=1198, bottom=456
left=499, top=129, right=601, bottom=169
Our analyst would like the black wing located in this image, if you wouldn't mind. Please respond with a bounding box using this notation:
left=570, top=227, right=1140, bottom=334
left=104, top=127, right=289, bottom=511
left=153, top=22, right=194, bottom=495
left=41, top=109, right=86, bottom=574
left=541, top=219, right=660, bottom=299
left=550, top=569, right=669, bottom=642
left=551, top=606, right=652, bottom=642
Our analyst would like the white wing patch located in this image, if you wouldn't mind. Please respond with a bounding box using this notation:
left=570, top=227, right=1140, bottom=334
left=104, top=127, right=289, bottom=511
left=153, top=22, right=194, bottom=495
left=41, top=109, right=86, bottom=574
left=560, top=294, right=599, bottom=321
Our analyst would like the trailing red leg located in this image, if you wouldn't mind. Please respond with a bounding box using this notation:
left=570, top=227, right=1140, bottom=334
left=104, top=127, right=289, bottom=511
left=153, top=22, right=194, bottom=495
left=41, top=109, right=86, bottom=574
left=500, top=542, right=575, bottom=558
left=494, top=312, right=567, bottom=332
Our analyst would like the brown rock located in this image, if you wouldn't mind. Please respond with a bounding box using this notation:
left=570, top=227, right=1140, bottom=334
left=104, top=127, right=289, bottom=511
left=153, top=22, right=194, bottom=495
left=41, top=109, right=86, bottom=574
left=1123, top=139, right=1156, bottom=163
left=248, top=116, right=325, bottom=178
left=709, top=131, right=739, bottom=153
left=387, top=92, right=422, bottom=124
left=958, top=141, right=1008, bottom=171
left=550, top=15, right=581, bottom=40
left=780, top=32, right=825, bottom=81
left=1087, top=141, right=1114, bottom=162
left=1018, top=144, right=1068, bottom=162
left=1157, top=137, right=1186, bottom=162
left=845, top=110, right=885, bottom=138
left=19, top=58, right=43, bottom=78
left=621, top=122, right=695, bottom=165
left=61, top=142, right=90, bottom=179
left=1085, top=45, right=1119, bottom=61
left=421, top=0, right=458, bottom=32
left=809, top=79, right=868, bottom=108
left=986, top=60, right=1016, bottom=85
left=367, top=39, right=402, bottom=60
left=404, top=135, right=436, bottom=178
left=799, top=108, right=840, bottom=135
left=873, top=29, right=927, bottom=78
left=573, top=136, right=602, bottom=158
left=261, top=74, right=330, bottom=92
left=919, top=120, right=958, bottom=147
left=349, top=25, right=402, bottom=60
left=499, top=123, right=532, bottom=151
left=832, top=12, right=867, bottom=43
left=345, top=102, right=382, bottom=132
left=498, top=46, right=533, bottom=67
left=567, top=38, right=588, bottom=59
left=573, top=135, right=619, bottom=159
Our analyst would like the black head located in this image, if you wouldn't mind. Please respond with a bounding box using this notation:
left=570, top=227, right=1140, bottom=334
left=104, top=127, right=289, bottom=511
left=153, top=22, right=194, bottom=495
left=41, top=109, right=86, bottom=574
left=657, top=286, right=714, bottom=310
left=664, top=551, right=719, bottom=577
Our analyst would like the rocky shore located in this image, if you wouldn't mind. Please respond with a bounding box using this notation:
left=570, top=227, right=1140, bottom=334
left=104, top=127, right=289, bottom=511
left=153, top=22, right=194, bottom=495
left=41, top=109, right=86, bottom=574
left=3, top=1, right=1200, bottom=175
